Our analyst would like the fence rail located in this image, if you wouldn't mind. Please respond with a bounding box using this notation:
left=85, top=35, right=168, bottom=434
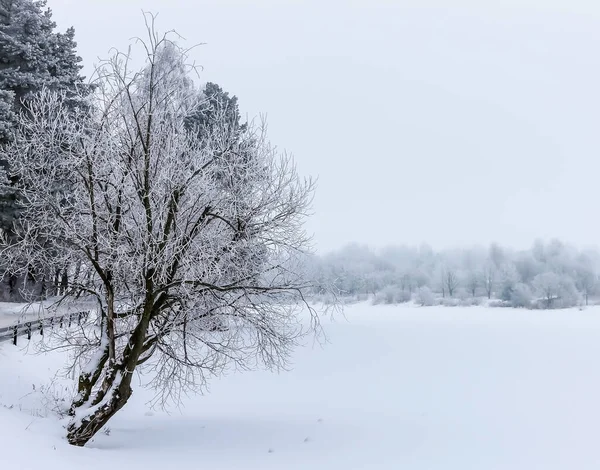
left=0, top=310, right=91, bottom=346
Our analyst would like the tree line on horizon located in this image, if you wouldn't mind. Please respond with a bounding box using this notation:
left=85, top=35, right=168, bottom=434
left=308, top=239, right=600, bottom=309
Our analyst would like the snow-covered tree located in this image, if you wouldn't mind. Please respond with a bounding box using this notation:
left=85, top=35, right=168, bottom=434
left=465, top=270, right=479, bottom=297
left=533, top=272, right=562, bottom=308
left=556, top=276, right=580, bottom=308
left=510, top=283, right=533, bottom=308
left=499, top=263, right=520, bottom=302
left=2, top=25, right=318, bottom=446
left=481, top=261, right=496, bottom=299
left=489, top=243, right=506, bottom=269
left=0, top=0, right=87, bottom=298
left=308, top=241, right=600, bottom=309
left=444, top=267, right=460, bottom=297
left=574, top=253, right=598, bottom=306
left=416, top=286, right=435, bottom=306
left=514, top=252, right=542, bottom=285
left=0, top=0, right=85, bottom=119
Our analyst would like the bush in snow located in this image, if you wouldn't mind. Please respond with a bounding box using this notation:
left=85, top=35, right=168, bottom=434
left=455, top=288, right=469, bottom=301
left=510, top=283, right=533, bottom=308
left=532, top=272, right=580, bottom=309
left=459, top=297, right=481, bottom=307
left=373, top=286, right=411, bottom=305
left=532, top=272, right=561, bottom=308
left=555, top=277, right=580, bottom=309
left=416, top=286, right=435, bottom=306
left=441, top=298, right=460, bottom=307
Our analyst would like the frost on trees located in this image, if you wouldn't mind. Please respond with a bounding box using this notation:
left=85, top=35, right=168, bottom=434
left=2, top=22, right=318, bottom=446
left=0, top=0, right=87, bottom=300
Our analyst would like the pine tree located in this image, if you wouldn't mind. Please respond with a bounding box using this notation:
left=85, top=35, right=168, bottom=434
left=0, top=0, right=86, bottom=217
left=0, top=0, right=86, bottom=135
left=186, top=82, right=246, bottom=135
left=185, top=82, right=253, bottom=181
left=0, top=0, right=86, bottom=299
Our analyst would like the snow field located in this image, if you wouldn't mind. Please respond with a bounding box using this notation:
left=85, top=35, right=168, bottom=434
left=2, top=303, right=600, bottom=469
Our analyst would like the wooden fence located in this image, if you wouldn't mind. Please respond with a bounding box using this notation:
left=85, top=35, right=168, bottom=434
left=0, top=311, right=91, bottom=346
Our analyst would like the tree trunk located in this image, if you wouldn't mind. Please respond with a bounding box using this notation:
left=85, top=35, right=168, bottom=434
left=67, top=368, right=133, bottom=446
left=53, top=268, right=60, bottom=295
left=39, top=273, right=47, bottom=299
left=8, top=274, right=15, bottom=297
left=60, top=268, right=68, bottom=296
left=68, top=344, right=109, bottom=415
left=67, top=307, right=152, bottom=446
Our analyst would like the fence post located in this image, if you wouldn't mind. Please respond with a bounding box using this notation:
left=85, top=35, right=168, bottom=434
left=39, top=320, right=43, bottom=336
left=26, top=322, right=31, bottom=340
left=68, top=313, right=72, bottom=328
left=12, top=325, right=17, bottom=346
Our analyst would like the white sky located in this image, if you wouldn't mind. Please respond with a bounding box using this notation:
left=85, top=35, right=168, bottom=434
left=47, top=0, right=600, bottom=252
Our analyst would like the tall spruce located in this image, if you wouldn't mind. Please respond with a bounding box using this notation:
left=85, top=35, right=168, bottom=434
left=0, top=0, right=86, bottom=299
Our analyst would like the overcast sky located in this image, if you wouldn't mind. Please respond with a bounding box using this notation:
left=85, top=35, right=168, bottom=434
left=47, top=0, right=600, bottom=253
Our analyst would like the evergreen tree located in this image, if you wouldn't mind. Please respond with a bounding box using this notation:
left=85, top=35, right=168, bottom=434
left=0, top=0, right=86, bottom=224
left=185, top=82, right=254, bottom=187
left=186, top=82, right=246, bottom=136
left=0, top=0, right=86, bottom=299
left=0, top=1, right=85, bottom=117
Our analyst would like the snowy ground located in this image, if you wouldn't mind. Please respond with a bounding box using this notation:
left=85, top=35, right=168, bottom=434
left=2, top=303, right=600, bottom=469
left=0, top=299, right=94, bottom=328
left=0, top=301, right=52, bottom=328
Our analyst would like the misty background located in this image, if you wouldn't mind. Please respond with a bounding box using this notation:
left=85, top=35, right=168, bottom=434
left=46, top=0, right=600, bottom=253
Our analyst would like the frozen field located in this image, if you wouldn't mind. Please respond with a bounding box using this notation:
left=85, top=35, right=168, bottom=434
left=2, top=303, right=600, bottom=469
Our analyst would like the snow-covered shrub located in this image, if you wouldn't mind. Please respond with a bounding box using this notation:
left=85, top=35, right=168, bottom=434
left=441, top=298, right=460, bottom=307
left=533, top=273, right=580, bottom=309
left=499, top=263, right=520, bottom=302
left=397, top=290, right=412, bottom=303
left=510, top=283, right=533, bottom=308
left=459, top=297, right=481, bottom=307
left=373, top=286, right=411, bottom=305
left=555, top=277, right=580, bottom=308
left=416, top=286, right=435, bottom=306
left=532, top=272, right=561, bottom=308
left=455, top=288, right=469, bottom=301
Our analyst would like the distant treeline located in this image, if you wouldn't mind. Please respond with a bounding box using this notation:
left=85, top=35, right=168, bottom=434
left=307, top=240, right=600, bottom=309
